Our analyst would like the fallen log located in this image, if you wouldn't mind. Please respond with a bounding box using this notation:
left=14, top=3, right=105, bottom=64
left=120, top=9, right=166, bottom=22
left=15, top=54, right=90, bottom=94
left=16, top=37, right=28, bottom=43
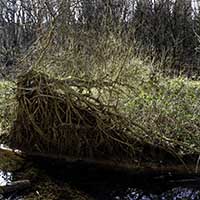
left=1, top=147, right=200, bottom=185
left=23, top=151, right=200, bottom=182
left=20, top=151, right=200, bottom=192
left=0, top=146, right=199, bottom=175
left=0, top=180, right=31, bottom=194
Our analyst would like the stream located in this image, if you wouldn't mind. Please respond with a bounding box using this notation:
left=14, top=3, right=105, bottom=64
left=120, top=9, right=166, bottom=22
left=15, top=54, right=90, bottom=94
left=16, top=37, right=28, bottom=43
left=1, top=143, right=200, bottom=200
left=33, top=159, right=200, bottom=200
left=1, top=169, right=200, bottom=199
left=65, top=176, right=200, bottom=200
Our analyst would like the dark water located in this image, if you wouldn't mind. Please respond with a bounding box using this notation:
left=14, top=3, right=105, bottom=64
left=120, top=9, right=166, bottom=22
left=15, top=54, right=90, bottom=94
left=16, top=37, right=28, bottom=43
left=1, top=143, right=200, bottom=200
left=0, top=170, right=12, bottom=200
left=95, top=186, right=200, bottom=200
left=1, top=168, right=200, bottom=200
left=43, top=163, right=200, bottom=200
left=1, top=169, right=200, bottom=200
left=72, top=180, right=200, bottom=200
left=0, top=171, right=25, bottom=200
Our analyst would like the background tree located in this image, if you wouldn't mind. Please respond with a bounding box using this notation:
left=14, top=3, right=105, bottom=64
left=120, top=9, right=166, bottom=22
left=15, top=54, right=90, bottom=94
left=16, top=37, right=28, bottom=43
left=0, top=0, right=200, bottom=76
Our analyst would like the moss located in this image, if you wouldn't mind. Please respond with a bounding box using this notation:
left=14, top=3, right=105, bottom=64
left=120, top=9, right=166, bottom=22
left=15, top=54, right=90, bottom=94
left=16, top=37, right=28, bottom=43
left=0, top=149, right=24, bottom=171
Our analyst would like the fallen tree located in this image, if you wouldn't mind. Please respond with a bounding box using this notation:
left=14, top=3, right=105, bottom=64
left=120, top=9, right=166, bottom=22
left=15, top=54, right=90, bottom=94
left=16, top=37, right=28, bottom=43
left=9, top=69, right=146, bottom=162
left=0, top=180, right=31, bottom=195
left=8, top=69, right=200, bottom=173
left=1, top=147, right=200, bottom=185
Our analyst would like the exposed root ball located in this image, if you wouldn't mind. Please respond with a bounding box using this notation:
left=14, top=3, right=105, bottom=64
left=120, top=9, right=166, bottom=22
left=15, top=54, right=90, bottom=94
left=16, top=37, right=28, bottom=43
left=9, top=70, right=137, bottom=161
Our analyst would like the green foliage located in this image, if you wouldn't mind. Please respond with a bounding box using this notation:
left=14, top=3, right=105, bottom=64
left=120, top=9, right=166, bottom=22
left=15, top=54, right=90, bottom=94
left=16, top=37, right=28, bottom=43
left=21, top=26, right=200, bottom=156
left=123, top=69, right=200, bottom=154
left=0, top=81, right=15, bottom=134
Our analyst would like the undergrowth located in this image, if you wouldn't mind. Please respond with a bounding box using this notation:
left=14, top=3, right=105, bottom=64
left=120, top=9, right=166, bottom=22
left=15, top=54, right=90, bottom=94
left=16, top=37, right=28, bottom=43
left=1, top=29, right=200, bottom=160
left=0, top=81, right=15, bottom=136
left=122, top=70, right=200, bottom=155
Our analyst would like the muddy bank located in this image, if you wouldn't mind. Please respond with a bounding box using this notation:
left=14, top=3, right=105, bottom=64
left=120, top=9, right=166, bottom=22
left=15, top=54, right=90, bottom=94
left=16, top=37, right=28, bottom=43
left=0, top=147, right=94, bottom=200
left=2, top=146, right=200, bottom=200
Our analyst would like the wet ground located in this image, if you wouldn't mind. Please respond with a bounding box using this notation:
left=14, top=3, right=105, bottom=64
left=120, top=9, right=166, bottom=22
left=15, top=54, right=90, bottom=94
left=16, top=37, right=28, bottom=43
left=1, top=168, right=200, bottom=200
left=64, top=176, right=200, bottom=200
left=1, top=144, right=200, bottom=200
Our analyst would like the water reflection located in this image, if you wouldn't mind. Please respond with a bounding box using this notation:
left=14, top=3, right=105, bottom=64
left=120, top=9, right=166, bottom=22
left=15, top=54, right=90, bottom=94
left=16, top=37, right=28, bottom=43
left=112, top=187, right=200, bottom=200
left=0, top=171, right=12, bottom=186
left=0, top=171, right=24, bottom=200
